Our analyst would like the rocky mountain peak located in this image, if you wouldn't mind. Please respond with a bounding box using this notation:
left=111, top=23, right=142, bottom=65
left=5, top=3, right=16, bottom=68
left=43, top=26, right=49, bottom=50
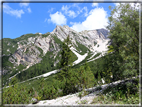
left=3, top=25, right=110, bottom=76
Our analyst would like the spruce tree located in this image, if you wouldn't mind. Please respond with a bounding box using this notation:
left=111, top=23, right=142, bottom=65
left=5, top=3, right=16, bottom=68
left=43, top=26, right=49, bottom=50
left=56, top=35, right=73, bottom=95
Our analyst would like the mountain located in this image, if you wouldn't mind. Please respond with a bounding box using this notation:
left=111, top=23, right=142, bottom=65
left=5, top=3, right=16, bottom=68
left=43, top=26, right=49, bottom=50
left=2, top=25, right=110, bottom=86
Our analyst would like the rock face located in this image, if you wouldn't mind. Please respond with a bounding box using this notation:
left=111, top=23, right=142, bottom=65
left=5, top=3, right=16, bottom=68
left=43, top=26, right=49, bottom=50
left=2, top=25, right=109, bottom=75
left=8, top=34, right=61, bottom=68
left=52, top=25, right=109, bottom=52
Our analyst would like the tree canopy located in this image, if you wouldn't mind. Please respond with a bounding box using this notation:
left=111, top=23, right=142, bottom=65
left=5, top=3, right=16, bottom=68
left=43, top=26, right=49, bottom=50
left=106, top=3, right=140, bottom=80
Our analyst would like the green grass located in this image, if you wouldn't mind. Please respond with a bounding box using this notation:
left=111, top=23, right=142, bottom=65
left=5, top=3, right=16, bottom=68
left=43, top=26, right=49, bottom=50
left=41, top=32, right=50, bottom=38
left=53, top=35, right=63, bottom=47
left=2, top=56, right=14, bottom=68
left=89, top=52, right=101, bottom=60
left=91, top=93, right=139, bottom=104
left=2, top=38, right=18, bottom=55
left=91, top=78, right=139, bottom=104
left=75, top=41, right=89, bottom=55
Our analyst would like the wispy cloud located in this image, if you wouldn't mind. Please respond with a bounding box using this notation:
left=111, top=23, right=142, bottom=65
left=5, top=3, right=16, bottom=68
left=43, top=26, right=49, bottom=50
left=81, top=7, right=88, bottom=17
left=19, top=3, right=29, bottom=7
left=27, top=7, right=31, bottom=13
left=48, top=11, right=67, bottom=25
left=71, top=7, right=108, bottom=32
left=61, top=5, right=77, bottom=18
left=3, top=3, right=24, bottom=18
left=48, top=8, right=55, bottom=13
left=61, top=4, right=89, bottom=18
left=19, top=2, right=32, bottom=14
left=44, top=18, right=48, bottom=22
left=72, top=4, right=89, bottom=17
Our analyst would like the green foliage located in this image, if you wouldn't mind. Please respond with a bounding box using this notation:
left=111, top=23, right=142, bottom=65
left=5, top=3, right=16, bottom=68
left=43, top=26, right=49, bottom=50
left=89, top=52, right=101, bottom=60
left=59, top=35, right=72, bottom=69
left=35, top=46, right=43, bottom=57
left=9, top=77, right=18, bottom=85
left=106, top=3, right=139, bottom=80
left=76, top=64, right=95, bottom=90
left=2, top=38, right=18, bottom=55
left=42, top=32, right=50, bottom=38
left=91, top=78, right=139, bottom=104
left=15, top=33, right=38, bottom=41
left=57, top=36, right=77, bottom=95
left=53, top=35, right=63, bottom=48
left=2, top=56, right=13, bottom=68
left=75, top=41, right=89, bottom=55
left=3, top=84, right=32, bottom=104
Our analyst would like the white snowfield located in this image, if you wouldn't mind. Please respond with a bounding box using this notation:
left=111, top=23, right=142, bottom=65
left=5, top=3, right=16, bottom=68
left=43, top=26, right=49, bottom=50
left=70, top=47, right=88, bottom=65
left=89, top=38, right=110, bottom=60
left=93, top=38, right=109, bottom=53
left=19, top=70, right=58, bottom=84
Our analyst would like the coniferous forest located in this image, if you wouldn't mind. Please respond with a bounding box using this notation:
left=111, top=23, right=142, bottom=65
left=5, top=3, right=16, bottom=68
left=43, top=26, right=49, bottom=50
left=2, top=3, right=141, bottom=105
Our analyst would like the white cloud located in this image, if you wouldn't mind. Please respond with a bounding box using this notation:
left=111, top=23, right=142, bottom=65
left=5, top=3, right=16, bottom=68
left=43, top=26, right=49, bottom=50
left=92, top=3, right=98, bottom=7
left=48, top=11, right=67, bottom=25
left=19, top=3, right=29, bottom=7
left=48, top=8, right=55, bottom=13
left=68, top=10, right=76, bottom=18
left=3, top=3, right=24, bottom=18
left=62, top=5, right=69, bottom=11
left=71, top=7, right=108, bottom=32
left=61, top=5, right=77, bottom=18
left=76, top=6, right=88, bottom=17
left=27, top=7, right=31, bottom=13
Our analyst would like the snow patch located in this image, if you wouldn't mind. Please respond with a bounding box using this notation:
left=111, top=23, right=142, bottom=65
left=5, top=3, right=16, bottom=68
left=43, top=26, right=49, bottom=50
left=70, top=47, right=88, bottom=65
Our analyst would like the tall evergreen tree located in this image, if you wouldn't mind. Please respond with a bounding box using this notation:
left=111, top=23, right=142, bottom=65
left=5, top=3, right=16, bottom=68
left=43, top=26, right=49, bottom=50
left=56, top=35, right=73, bottom=95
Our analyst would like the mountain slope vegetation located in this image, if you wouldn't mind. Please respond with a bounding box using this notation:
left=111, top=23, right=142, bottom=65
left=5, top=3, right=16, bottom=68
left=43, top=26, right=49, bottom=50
left=2, top=3, right=140, bottom=105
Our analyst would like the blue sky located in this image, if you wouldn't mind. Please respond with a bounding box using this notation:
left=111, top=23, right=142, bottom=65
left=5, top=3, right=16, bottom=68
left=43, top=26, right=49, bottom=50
left=2, top=0, right=140, bottom=39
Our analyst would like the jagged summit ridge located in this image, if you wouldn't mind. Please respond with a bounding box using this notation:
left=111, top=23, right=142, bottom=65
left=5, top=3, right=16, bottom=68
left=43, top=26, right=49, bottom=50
left=51, top=25, right=109, bottom=51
